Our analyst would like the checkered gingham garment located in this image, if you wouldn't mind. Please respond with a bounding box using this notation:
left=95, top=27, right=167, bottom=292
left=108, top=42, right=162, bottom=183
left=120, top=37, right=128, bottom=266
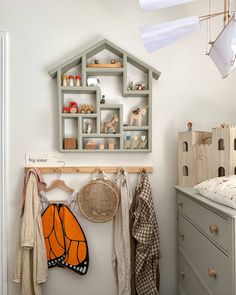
left=132, top=173, right=160, bottom=295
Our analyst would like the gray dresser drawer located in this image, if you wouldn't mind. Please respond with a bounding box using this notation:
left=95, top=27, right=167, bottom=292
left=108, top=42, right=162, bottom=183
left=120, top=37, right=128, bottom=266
left=179, top=252, right=210, bottom=295
left=178, top=214, right=232, bottom=295
left=177, top=192, right=230, bottom=253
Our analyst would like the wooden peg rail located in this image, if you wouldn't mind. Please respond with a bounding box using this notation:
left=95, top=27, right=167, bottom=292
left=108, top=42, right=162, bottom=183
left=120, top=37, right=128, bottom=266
left=24, top=166, right=153, bottom=174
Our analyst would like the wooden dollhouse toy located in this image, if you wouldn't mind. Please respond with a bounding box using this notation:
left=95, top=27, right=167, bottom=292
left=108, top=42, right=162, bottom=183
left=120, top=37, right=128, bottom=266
left=178, top=124, right=236, bottom=186
left=48, top=39, right=161, bottom=152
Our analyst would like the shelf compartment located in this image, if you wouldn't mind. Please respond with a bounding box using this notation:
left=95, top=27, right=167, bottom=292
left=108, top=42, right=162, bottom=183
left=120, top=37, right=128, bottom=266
left=126, top=60, right=148, bottom=91
left=61, top=58, right=83, bottom=87
left=100, top=104, right=123, bottom=135
left=82, top=137, right=120, bottom=151
left=86, top=44, right=123, bottom=66
left=123, top=130, right=149, bottom=150
left=61, top=118, right=79, bottom=151
left=61, top=87, right=100, bottom=115
left=82, top=117, right=97, bottom=134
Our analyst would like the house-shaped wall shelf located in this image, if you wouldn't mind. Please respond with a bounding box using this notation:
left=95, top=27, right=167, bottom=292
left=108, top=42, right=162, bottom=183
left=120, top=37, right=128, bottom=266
left=49, top=39, right=161, bottom=152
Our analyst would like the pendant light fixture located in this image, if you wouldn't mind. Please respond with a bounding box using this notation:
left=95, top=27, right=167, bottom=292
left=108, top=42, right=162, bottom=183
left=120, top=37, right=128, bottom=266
left=139, top=0, right=196, bottom=12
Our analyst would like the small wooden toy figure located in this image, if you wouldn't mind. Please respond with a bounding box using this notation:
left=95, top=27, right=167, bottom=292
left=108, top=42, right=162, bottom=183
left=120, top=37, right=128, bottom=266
left=103, top=114, right=119, bottom=134
left=86, top=104, right=94, bottom=114
left=75, top=75, right=81, bottom=87
left=62, top=75, right=68, bottom=87
left=108, top=139, right=116, bottom=150
left=85, top=140, right=96, bottom=150
left=100, top=95, right=105, bottom=104
left=68, top=75, right=74, bottom=87
left=80, top=104, right=94, bottom=114
left=136, top=81, right=146, bottom=90
left=127, top=77, right=135, bottom=91
left=62, top=101, right=78, bottom=113
left=86, top=121, right=92, bottom=134
left=129, top=106, right=148, bottom=126
left=187, top=121, right=193, bottom=132
left=87, top=77, right=100, bottom=87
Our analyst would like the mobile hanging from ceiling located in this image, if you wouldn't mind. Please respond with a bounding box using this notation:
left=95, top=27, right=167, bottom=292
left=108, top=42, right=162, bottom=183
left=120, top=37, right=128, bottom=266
left=138, top=0, right=236, bottom=78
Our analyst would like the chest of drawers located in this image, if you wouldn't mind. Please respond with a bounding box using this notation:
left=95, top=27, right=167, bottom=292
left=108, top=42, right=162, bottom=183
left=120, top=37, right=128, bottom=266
left=176, top=186, right=236, bottom=295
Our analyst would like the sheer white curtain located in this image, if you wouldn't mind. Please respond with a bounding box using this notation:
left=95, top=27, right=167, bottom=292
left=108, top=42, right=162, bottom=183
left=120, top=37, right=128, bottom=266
left=0, top=31, right=8, bottom=295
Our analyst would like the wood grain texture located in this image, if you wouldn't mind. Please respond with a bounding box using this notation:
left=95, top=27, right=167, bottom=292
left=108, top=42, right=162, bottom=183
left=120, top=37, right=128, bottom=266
left=24, top=166, right=153, bottom=174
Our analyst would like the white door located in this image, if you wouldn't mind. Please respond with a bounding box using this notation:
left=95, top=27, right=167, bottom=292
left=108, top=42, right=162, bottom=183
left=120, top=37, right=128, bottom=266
left=0, top=31, right=8, bottom=295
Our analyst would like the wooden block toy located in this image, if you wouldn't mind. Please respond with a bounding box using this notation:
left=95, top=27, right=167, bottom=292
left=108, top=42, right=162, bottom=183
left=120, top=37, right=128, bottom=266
left=99, top=144, right=105, bottom=150
left=64, top=138, right=77, bottom=149
left=85, top=140, right=96, bottom=150
left=109, top=143, right=115, bottom=150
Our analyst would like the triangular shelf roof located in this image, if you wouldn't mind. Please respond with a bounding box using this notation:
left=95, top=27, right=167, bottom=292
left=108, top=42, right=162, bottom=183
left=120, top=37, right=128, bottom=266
left=49, top=39, right=161, bottom=80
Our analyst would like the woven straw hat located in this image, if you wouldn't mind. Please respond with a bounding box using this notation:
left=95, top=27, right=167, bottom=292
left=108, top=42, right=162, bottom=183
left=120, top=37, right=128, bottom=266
left=78, top=178, right=120, bottom=223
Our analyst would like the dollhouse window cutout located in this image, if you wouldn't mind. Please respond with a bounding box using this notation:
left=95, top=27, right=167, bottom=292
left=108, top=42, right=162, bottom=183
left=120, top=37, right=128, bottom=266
left=183, top=166, right=189, bottom=176
left=183, top=142, right=188, bottom=152
left=218, top=167, right=225, bottom=177
left=234, top=139, right=236, bottom=150
left=218, top=139, right=225, bottom=150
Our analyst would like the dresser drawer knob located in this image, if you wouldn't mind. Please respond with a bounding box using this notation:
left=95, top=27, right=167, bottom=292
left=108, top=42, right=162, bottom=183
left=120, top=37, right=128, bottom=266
left=209, top=224, right=218, bottom=234
left=208, top=267, right=217, bottom=278
left=180, top=271, right=185, bottom=279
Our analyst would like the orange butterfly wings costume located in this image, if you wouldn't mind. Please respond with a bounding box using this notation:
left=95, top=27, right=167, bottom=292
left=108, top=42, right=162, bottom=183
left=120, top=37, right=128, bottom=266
left=42, top=203, right=89, bottom=275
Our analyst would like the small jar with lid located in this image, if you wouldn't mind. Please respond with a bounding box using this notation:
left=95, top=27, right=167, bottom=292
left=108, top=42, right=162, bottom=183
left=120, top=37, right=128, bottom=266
left=68, top=75, right=74, bottom=87
left=75, top=75, right=81, bottom=87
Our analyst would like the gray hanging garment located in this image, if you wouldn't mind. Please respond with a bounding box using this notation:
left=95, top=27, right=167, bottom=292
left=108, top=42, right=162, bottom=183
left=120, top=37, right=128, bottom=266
left=112, top=168, right=133, bottom=295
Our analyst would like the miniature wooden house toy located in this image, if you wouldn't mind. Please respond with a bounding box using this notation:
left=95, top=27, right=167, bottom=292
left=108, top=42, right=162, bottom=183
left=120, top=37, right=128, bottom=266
left=178, top=124, right=236, bottom=186
left=48, top=39, right=161, bottom=152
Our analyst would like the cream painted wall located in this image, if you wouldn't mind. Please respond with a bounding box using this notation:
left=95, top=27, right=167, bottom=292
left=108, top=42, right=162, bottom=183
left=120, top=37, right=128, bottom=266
left=1, top=0, right=236, bottom=294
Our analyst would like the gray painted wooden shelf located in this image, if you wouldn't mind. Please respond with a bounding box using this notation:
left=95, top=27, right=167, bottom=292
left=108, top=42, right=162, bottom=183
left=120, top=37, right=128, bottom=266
left=123, top=90, right=150, bottom=97
left=49, top=39, right=161, bottom=153
left=82, top=134, right=121, bottom=138
left=61, top=113, right=97, bottom=118
left=86, top=67, right=124, bottom=76
left=123, top=126, right=149, bottom=131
